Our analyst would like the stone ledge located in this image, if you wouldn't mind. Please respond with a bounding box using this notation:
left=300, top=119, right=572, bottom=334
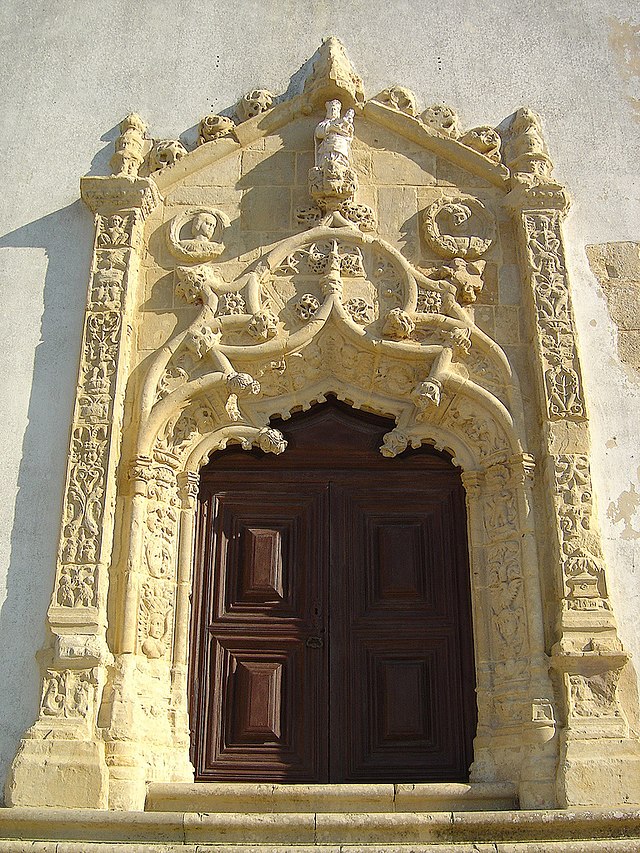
left=0, top=844, right=639, bottom=853
left=0, top=807, right=639, bottom=848
left=145, top=781, right=518, bottom=813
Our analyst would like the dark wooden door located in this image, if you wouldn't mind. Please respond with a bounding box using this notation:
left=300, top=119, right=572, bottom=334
left=190, top=401, right=476, bottom=782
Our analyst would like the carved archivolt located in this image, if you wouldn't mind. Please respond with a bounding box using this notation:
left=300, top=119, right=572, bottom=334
left=6, top=36, right=640, bottom=815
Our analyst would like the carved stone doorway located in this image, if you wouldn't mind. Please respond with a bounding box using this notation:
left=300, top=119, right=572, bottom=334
left=189, top=400, right=477, bottom=783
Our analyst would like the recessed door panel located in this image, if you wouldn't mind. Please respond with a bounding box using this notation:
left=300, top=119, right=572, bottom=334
left=191, top=483, right=328, bottom=780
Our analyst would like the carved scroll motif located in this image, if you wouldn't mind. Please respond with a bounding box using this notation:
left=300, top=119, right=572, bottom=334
left=524, top=211, right=586, bottom=421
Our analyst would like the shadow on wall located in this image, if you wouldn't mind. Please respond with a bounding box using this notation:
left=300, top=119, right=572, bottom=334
left=0, top=201, right=93, bottom=803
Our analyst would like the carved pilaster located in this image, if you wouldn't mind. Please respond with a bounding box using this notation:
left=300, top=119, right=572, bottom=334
left=5, top=176, right=161, bottom=809
left=508, top=173, right=640, bottom=804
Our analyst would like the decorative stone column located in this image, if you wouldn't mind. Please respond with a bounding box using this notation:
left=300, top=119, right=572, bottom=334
left=506, top=143, right=640, bottom=804
left=5, top=173, right=160, bottom=809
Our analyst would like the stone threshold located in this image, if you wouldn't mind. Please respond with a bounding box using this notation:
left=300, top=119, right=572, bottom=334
left=145, top=781, right=518, bottom=813
left=1, top=806, right=640, bottom=848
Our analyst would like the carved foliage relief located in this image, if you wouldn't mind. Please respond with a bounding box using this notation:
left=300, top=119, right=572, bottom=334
left=55, top=212, right=137, bottom=610
left=524, top=211, right=586, bottom=422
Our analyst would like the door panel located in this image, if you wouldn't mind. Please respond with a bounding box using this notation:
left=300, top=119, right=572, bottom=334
left=190, top=401, right=476, bottom=783
left=192, top=483, right=329, bottom=780
left=331, top=480, right=475, bottom=781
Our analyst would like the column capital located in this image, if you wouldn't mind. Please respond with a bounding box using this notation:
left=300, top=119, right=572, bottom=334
left=81, top=175, right=161, bottom=217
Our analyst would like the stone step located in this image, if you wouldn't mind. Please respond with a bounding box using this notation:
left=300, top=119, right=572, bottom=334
left=1, top=806, right=640, bottom=850
left=145, top=781, right=518, bottom=813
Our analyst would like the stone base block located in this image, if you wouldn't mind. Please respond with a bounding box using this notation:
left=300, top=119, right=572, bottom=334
left=5, top=738, right=108, bottom=809
left=558, top=737, right=640, bottom=807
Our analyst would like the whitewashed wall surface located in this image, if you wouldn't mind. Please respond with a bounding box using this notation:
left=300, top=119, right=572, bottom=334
left=0, top=0, right=639, bottom=800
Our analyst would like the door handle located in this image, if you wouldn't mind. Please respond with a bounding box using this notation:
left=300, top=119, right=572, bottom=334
left=306, top=636, right=324, bottom=648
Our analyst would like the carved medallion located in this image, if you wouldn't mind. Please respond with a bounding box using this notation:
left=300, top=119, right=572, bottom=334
left=422, top=196, right=495, bottom=260
left=167, top=207, right=231, bottom=263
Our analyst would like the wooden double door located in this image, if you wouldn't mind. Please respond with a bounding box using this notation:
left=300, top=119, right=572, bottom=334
left=189, top=402, right=476, bottom=782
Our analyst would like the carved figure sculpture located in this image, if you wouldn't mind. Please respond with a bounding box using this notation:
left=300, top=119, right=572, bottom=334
left=167, top=207, right=231, bottom=262
left=314, top=99, right=355, bottom=169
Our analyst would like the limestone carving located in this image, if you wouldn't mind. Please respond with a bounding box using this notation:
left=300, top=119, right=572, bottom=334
left=439, top=258, right=486, bottom=305
left=383, top=308, right=415, bottom=340
left=309, top=99, right=358, bottom=212
left=97, top=214, right=133, bottom=248
left=42, top=670, right=92, bottom=719
left=10, top=38, right=640, bottom=817
left=148, top=139, right=188, bottom=172
left=295, top=293, right=320, bottom=320
left=236, top=89, right=273, bottom=121
left=460, top=126, right=502, bottom=162
left=569, top=672, right=622, bottom=718
left=248, top=310, right=278, bottom=340
left=505, top=107, right=554, bottom=187
left=422, top=197, right=495, bottom=260
left=421, top=104, right=460, bottom=138
left=198, top=114, right=235, bottom=145
left=167, top=207, right=230, bottom=262
left=412, top=378, right=442, bottom=413
left=110, top=113, right=147, bottom=177
left=91, top=251, right=126, bottom=311
left=523, top=212, right=586, bottom=421
left=303, top=36, right=365, bottom=108
left=138, top=581, right=173, bottom=659
left=375, top=85, right=418, bottom=116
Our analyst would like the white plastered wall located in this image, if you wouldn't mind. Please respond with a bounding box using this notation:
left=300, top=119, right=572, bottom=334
left=1, top=0, right=639, bottom=799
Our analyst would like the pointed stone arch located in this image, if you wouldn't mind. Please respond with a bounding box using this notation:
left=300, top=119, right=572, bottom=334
left=7, top=37, right=640, bottom=813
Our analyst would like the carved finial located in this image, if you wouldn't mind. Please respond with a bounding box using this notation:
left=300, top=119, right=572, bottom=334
left=503, top=108, right=570, bottom=211
left=375, top=86, right=418, bottom=116
left=110, top=113, right=148, bottom=177
left=421, top=104, right=460, bottom=138
left=198, top=114, right=235, bottom=145
left=303, top=36, right=365, bottom=109
left=236, top=89, right=273, bottom=122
